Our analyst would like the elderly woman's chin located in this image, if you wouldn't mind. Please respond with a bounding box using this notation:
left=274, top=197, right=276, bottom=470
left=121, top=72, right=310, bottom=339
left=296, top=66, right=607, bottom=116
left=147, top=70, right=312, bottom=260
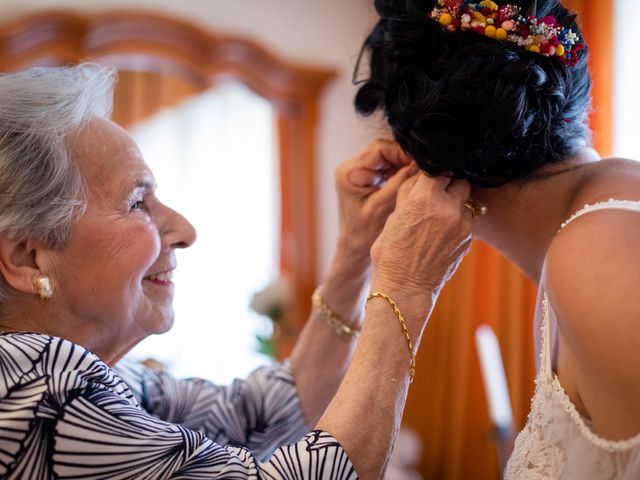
left=140, top=273, right=178, bottom=335
left=147, top=310, right=175, bottom=337
left=143, top=289, right=177, bottom=335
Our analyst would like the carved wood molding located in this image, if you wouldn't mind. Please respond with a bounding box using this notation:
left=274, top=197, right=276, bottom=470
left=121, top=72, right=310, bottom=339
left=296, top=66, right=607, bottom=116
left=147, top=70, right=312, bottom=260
left=0, top=11, right=336, bottom=341
left=0, top=11, right=334, bottom=104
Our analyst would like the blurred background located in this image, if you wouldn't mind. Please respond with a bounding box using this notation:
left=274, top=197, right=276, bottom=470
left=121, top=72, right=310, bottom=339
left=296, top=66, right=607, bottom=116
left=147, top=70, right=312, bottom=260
left=0, top=0, right=632, bottom=478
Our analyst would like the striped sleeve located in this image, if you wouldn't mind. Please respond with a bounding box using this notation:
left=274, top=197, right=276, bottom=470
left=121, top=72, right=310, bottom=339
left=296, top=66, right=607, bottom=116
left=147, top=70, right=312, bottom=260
left=52, top=389, right=357, bottom=479
left=114, top=359, right=309, bottom=460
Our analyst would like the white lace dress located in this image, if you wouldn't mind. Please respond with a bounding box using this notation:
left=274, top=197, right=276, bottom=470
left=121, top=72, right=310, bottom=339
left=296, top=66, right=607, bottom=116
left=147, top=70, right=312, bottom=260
left=505, top=200, right=640, bottom=479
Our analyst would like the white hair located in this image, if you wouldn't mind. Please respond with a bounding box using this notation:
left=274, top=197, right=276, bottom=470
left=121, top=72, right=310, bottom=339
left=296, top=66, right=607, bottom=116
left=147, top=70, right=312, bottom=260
left=0, top=62, right=117, bottom=298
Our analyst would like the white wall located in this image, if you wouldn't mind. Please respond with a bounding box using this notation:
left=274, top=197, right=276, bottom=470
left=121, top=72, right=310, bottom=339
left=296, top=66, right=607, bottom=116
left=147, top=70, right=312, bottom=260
left=0, top=0, right=380, bottom=276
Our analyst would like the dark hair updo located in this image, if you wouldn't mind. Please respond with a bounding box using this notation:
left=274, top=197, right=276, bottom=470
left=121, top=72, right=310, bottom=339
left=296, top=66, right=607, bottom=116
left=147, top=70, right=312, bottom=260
left=355, top=0, right=592, bottom=186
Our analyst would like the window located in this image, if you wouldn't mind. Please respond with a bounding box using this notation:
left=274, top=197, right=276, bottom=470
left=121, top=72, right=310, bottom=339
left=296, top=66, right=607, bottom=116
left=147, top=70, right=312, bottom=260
left=613, top=0, right=640, bottom=158
left=128, top=81, right=279, bottom=383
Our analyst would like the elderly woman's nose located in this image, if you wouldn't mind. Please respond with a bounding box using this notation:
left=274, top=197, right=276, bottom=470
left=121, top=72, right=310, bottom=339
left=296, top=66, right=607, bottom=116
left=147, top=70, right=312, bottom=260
left=161, top=206, right=197, bottom=249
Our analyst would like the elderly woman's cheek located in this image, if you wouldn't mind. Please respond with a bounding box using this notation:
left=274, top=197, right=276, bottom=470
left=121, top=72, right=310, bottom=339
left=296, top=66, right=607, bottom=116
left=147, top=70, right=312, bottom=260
left=109, top=220, right=162, bottom=266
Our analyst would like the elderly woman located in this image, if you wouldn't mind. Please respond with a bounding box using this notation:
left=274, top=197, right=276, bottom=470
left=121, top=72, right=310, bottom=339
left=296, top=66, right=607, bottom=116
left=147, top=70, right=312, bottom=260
left=0, top=63, right=471, bottom=479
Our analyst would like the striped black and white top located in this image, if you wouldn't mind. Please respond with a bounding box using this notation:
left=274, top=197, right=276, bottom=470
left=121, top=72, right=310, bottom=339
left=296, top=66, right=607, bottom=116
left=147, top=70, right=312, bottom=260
left=0, top=332, right=357, bottom=479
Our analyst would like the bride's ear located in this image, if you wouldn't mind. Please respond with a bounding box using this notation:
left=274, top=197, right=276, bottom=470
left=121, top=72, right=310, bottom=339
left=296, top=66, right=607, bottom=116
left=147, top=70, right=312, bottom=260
left=0, top=235, right=52, bottom=296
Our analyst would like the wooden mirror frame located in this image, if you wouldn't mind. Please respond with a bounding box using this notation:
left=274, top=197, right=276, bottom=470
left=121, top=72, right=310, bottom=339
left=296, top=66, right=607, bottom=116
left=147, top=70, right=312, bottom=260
left=0, top=11, right=335, bottom=344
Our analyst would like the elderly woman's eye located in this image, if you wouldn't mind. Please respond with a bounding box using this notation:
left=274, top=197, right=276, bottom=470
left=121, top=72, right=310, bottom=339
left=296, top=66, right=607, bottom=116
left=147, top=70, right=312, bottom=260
left=131, top=200, right=145, bottom=211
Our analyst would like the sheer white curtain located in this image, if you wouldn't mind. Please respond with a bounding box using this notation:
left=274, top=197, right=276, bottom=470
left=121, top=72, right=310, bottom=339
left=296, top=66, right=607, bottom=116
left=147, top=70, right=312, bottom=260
left=613, top=0, right=640, bottom=159
left=128, top=81, right=280, bottom=384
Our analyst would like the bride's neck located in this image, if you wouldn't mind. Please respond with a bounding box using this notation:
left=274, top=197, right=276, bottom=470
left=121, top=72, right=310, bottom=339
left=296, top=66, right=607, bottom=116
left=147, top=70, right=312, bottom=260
left=470, top=147, right=600, bottom=284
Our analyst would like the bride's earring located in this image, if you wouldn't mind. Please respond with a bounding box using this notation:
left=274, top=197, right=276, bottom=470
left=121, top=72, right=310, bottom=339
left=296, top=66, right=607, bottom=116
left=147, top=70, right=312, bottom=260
left=36, top=274, right=54, bottom=299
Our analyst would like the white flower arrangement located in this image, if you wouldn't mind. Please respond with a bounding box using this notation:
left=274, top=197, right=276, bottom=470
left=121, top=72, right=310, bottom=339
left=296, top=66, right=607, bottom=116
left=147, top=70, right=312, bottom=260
left=249, top=277, right=292, bottom=321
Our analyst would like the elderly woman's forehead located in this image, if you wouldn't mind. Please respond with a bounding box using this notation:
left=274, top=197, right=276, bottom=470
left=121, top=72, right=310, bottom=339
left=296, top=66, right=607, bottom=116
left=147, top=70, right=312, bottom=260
left=72, top=119, right=147, bottom=170
left=73, top=118, right=135, bottom=152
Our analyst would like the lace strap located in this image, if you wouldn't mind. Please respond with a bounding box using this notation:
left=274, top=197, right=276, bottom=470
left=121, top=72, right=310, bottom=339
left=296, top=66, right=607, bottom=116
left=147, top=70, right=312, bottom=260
left=561, top=199, right=640, bottom=230
left=540, top=293, right=554, bottom=381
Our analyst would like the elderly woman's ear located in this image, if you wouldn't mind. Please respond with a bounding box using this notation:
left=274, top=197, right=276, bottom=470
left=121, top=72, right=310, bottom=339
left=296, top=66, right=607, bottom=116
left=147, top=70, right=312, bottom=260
left=0, top=235, right=55, bottom=298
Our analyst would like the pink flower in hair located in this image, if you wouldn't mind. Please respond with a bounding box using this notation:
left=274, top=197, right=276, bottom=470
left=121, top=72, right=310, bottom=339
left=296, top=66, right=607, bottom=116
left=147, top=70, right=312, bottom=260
left=443, top=0, right=461, bottom=10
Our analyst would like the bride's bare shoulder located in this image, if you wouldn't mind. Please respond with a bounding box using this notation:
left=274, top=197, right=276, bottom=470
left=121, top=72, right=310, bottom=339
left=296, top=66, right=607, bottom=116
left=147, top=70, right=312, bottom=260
left=547, top=157, right=640, bottom=268
left=577, top=157, right=640, bottom=201
left=545, top=200, right=640, bottom=310
left=545, top=156, right=640, bottom=320
left=542, top=170, right=640, bottom=439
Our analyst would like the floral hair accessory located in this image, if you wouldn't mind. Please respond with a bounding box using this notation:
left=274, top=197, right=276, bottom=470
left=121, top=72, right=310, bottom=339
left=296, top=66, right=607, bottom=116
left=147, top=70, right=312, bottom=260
left=429, top=0, right=584, bottom=66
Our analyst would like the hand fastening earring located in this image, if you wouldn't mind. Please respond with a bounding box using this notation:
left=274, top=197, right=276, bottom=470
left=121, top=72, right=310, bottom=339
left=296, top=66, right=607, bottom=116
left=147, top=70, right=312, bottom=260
left=36, top=274, right=54, bottom=299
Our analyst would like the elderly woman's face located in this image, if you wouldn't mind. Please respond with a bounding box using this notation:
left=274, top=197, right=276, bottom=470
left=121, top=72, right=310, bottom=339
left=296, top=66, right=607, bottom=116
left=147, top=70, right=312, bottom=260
left=47, top=118, right=196, bottom=355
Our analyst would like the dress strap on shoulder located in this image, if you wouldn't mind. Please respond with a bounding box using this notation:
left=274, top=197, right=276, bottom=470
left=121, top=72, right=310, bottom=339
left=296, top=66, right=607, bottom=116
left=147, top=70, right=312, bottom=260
left=560, top=199, right=640, bottom=230
left=540, top=292, right=554, bottom=381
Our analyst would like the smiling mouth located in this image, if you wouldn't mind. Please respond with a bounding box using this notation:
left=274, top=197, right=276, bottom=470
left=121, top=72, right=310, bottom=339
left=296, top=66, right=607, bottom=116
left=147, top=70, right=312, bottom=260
left=144, top=270, right=174, bottom=284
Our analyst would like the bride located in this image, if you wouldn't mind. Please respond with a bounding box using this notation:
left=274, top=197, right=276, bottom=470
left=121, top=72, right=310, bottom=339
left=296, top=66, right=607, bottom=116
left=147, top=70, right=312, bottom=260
left=355, top=0, right=640, bottom=477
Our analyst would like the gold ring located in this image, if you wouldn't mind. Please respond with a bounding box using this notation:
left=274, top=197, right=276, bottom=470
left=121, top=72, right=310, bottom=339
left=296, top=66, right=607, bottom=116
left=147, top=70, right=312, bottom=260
left=464, top=201, right=487, bottom=218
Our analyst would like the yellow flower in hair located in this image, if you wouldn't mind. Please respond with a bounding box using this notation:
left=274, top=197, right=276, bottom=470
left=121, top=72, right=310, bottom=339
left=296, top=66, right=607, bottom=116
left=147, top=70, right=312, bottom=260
left=439, top=13, right=453, bottom=26
left=480, top=0, right=499, bottom=10
left=473, top=11, right=487, bottom=24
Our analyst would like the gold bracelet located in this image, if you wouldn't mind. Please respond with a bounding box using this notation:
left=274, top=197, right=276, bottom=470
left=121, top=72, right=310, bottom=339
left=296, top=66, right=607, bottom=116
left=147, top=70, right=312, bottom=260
left=366, top=291, right=416, bottom=383
left=312, top=288, right=361, bottom=339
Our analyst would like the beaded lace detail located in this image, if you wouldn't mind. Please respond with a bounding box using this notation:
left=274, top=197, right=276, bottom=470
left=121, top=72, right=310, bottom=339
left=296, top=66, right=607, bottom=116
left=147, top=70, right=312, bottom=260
left=560, top=198, right=640, bottom=229
left=505, top=200, right=640, bottom=480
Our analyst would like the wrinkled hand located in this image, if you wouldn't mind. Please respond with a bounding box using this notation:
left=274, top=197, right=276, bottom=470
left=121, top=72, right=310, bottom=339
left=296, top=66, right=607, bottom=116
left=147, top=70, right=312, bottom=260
left=371, top=173, right=473, bottom=304
left=334, top=139, right=416, bottom=262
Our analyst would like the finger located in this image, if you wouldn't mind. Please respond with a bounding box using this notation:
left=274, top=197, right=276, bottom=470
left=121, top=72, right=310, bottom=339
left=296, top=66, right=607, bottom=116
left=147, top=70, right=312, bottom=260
left=346, top=167, right=384, bottom=189
left=411, top=170, right=454, bottom=195
left=377, top=141, right=413, bottom=169
left=357, top=140, right=413, bottom=172
left=346, top=156, right=417, bottom=191
left=446, top=179, right=471, bottom=204
left=396, top=172, right=420, bottom=202
left=370, top=164, right=418, bottom=206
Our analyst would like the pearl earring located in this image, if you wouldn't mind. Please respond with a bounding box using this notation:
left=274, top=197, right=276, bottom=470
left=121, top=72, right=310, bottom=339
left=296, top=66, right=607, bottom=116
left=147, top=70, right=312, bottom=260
left=36, top=274, right=54, bottom=299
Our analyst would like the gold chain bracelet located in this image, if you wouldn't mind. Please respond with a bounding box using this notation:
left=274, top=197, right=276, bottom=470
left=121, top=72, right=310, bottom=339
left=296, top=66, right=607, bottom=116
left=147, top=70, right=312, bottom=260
left=312, top=288, right=361, bottom=339
left=366, top=291, right=416, bottom=383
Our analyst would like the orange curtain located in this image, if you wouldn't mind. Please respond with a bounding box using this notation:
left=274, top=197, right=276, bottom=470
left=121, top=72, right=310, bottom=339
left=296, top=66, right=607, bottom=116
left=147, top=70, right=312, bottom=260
left=564, top=0, right=614, bottom=155
left=403, top=246, right=537, bottom=480
left=401, top=2, right=614, bottom=478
